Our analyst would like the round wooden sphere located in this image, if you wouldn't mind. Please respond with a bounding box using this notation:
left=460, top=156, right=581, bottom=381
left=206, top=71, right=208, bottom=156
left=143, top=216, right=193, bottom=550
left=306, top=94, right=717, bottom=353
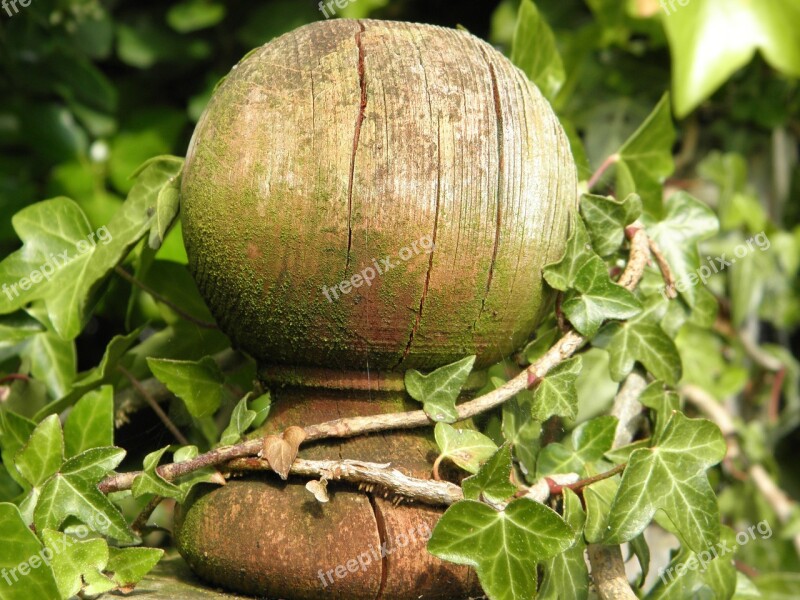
left=181, top=19, right=576, bottom=371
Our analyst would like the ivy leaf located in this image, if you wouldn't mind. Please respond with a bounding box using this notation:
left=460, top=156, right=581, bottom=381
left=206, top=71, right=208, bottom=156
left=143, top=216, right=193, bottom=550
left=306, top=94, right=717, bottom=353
left=0, top=189, right=156, bottom=340
left=543, top=217, right=594, bottom=292
left=63, top=386, right=113, bottom=457
left=663, top=0, right=800, bottom=117
left=147, top=164, right=182, bottom=250
left=0, top=503, right=60, bottom=600
left=605, top=413, right=726, bottom=552
left=219, top=395, right=257, bottom=446
left=502, top=392, right=542, bottom=481
left=0, top=410, right=36, bottom=489
left=561, top=256, right=642, bottom=336
left=579, top=193, right=642, bottom=257
left=132, top=446, right=184, bottom=501
left=42, top=529, right=115, bottom=599
left=106, top=547, right=164, bottom=590
left=537, top=415, right=618, bottom=477
left=404, top=355, right=475, bottom=423
left=531, top=357, right=582, bottom=421
left=644, top=192, right=719, bottom=308
left=434, top=423, right=497, bottom=474
left=146, top=356, right=225, bottom=418
left=34, top=447, right=135, bottom=543
left=261, top=426, right=306, bottom=480
left=539, top=488, right=589, bottom=600
left=0, top=311, right=44, bottom=352
left=18, top=308, right=76, bottom=400
left=614, top=94, right=675, bottom=217
left=638, top=381, right=680, bottom=443
left=462, top=445, right=516, bottom=504
left=427, top=498, right=574, bottom=600
left=584, top=474, right=621, bottom=543
left=510, top=0, right=565, bottom=100
left=14, top=414, right=63, bottom=488
left=594, top=320, right=682, bottom=385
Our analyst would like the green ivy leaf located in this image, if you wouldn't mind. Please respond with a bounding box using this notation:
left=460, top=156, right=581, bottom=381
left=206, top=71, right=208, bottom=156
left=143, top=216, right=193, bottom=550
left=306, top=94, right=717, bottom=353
left=531, top=357, right=582, bottom=421
left=538, top=488, right=589, bottom=600
left=0, top=311, right=44, bottom=353
left=510, top=0, right=565, bottom=100
left=404, top=355, right=475, bottom=423
left=146, top=356, right=225, bottom=418
left=502, top=392, right=541, bottom=481
left=462, top=445, right=516, bottom=504
left=106, top=547, right=164, bottom=589
left=584, top=474, right=621, bottom=543
left=0, top=411, right=36, bottom=489
left=42, top=529, right=115, bottom=599
left=219, top=396, right=257, bottom=446
left=663, top=0, right=800, bottom=117
left=579, top=193, right=642, bottom=257
left=605, top=413, right=726, bottom=551
left=614, top=94, right=675, bottom=217
left=638, top=381, right=680, bottom=443
left=594, top=320, right=682, bottom=385
left=561, top=256, right=642, bottom=336
left=434, top=423, right=498, bottom=474
left=543, top=217, right=594, bottom=292
left=14, top=414, right=63, bottom=488
left=644, top=192, right=719, bottom=308
left=0, top=503, right=60, bottom=600
left=148, top=171, right=181, bottom=250
left=0, top=190, right=156, bottom=340
left=63, top=386, right=114, bottom=457
left=34, top=447, right=135, bottom=543
left=19, top=308, right=76, bottom=400
left=537, top=415, right=617, bottom=477
left=132, top=446, right=184, bottom=501
left=427, top=498, right=574, bottom=600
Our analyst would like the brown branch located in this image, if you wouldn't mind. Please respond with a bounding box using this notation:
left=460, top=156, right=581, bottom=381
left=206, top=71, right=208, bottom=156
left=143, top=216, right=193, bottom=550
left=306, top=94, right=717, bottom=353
left=117, top=365, right=189, bottom=445
left=648, top=238, right=677, bottom=299
left=99, top=230, right=653, bottom=496
left=114, top=265, right=218, bottom=330
left=226, top=457, right=464, bottom=507
left=586, top=153, right=620, bottom=191
left=547, top=463, right=626, bottom=496
left=0, top=373, right=30, bottom=385
left=131, top=496, right=163, bottom=536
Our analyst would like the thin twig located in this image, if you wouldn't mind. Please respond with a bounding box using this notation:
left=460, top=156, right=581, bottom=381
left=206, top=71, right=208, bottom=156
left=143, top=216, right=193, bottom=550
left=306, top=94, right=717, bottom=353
left=99, top=230, right=653, bottom=496
left=547, top=463, right=626, bottom=496
left=0, top=373, right=30, bottom=385
left=587, top=153, right=620, bottom=191
left=131, top=496, right=164, bottom=536
left=768, top=368, right=786, bottom=423
left=227, top=457, right=464, bottom=507
left=114, top=265, right=218, bottom=330
left=117, top=365, right=189, bottom=445
left=648, top=238, right=677, bottom=299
